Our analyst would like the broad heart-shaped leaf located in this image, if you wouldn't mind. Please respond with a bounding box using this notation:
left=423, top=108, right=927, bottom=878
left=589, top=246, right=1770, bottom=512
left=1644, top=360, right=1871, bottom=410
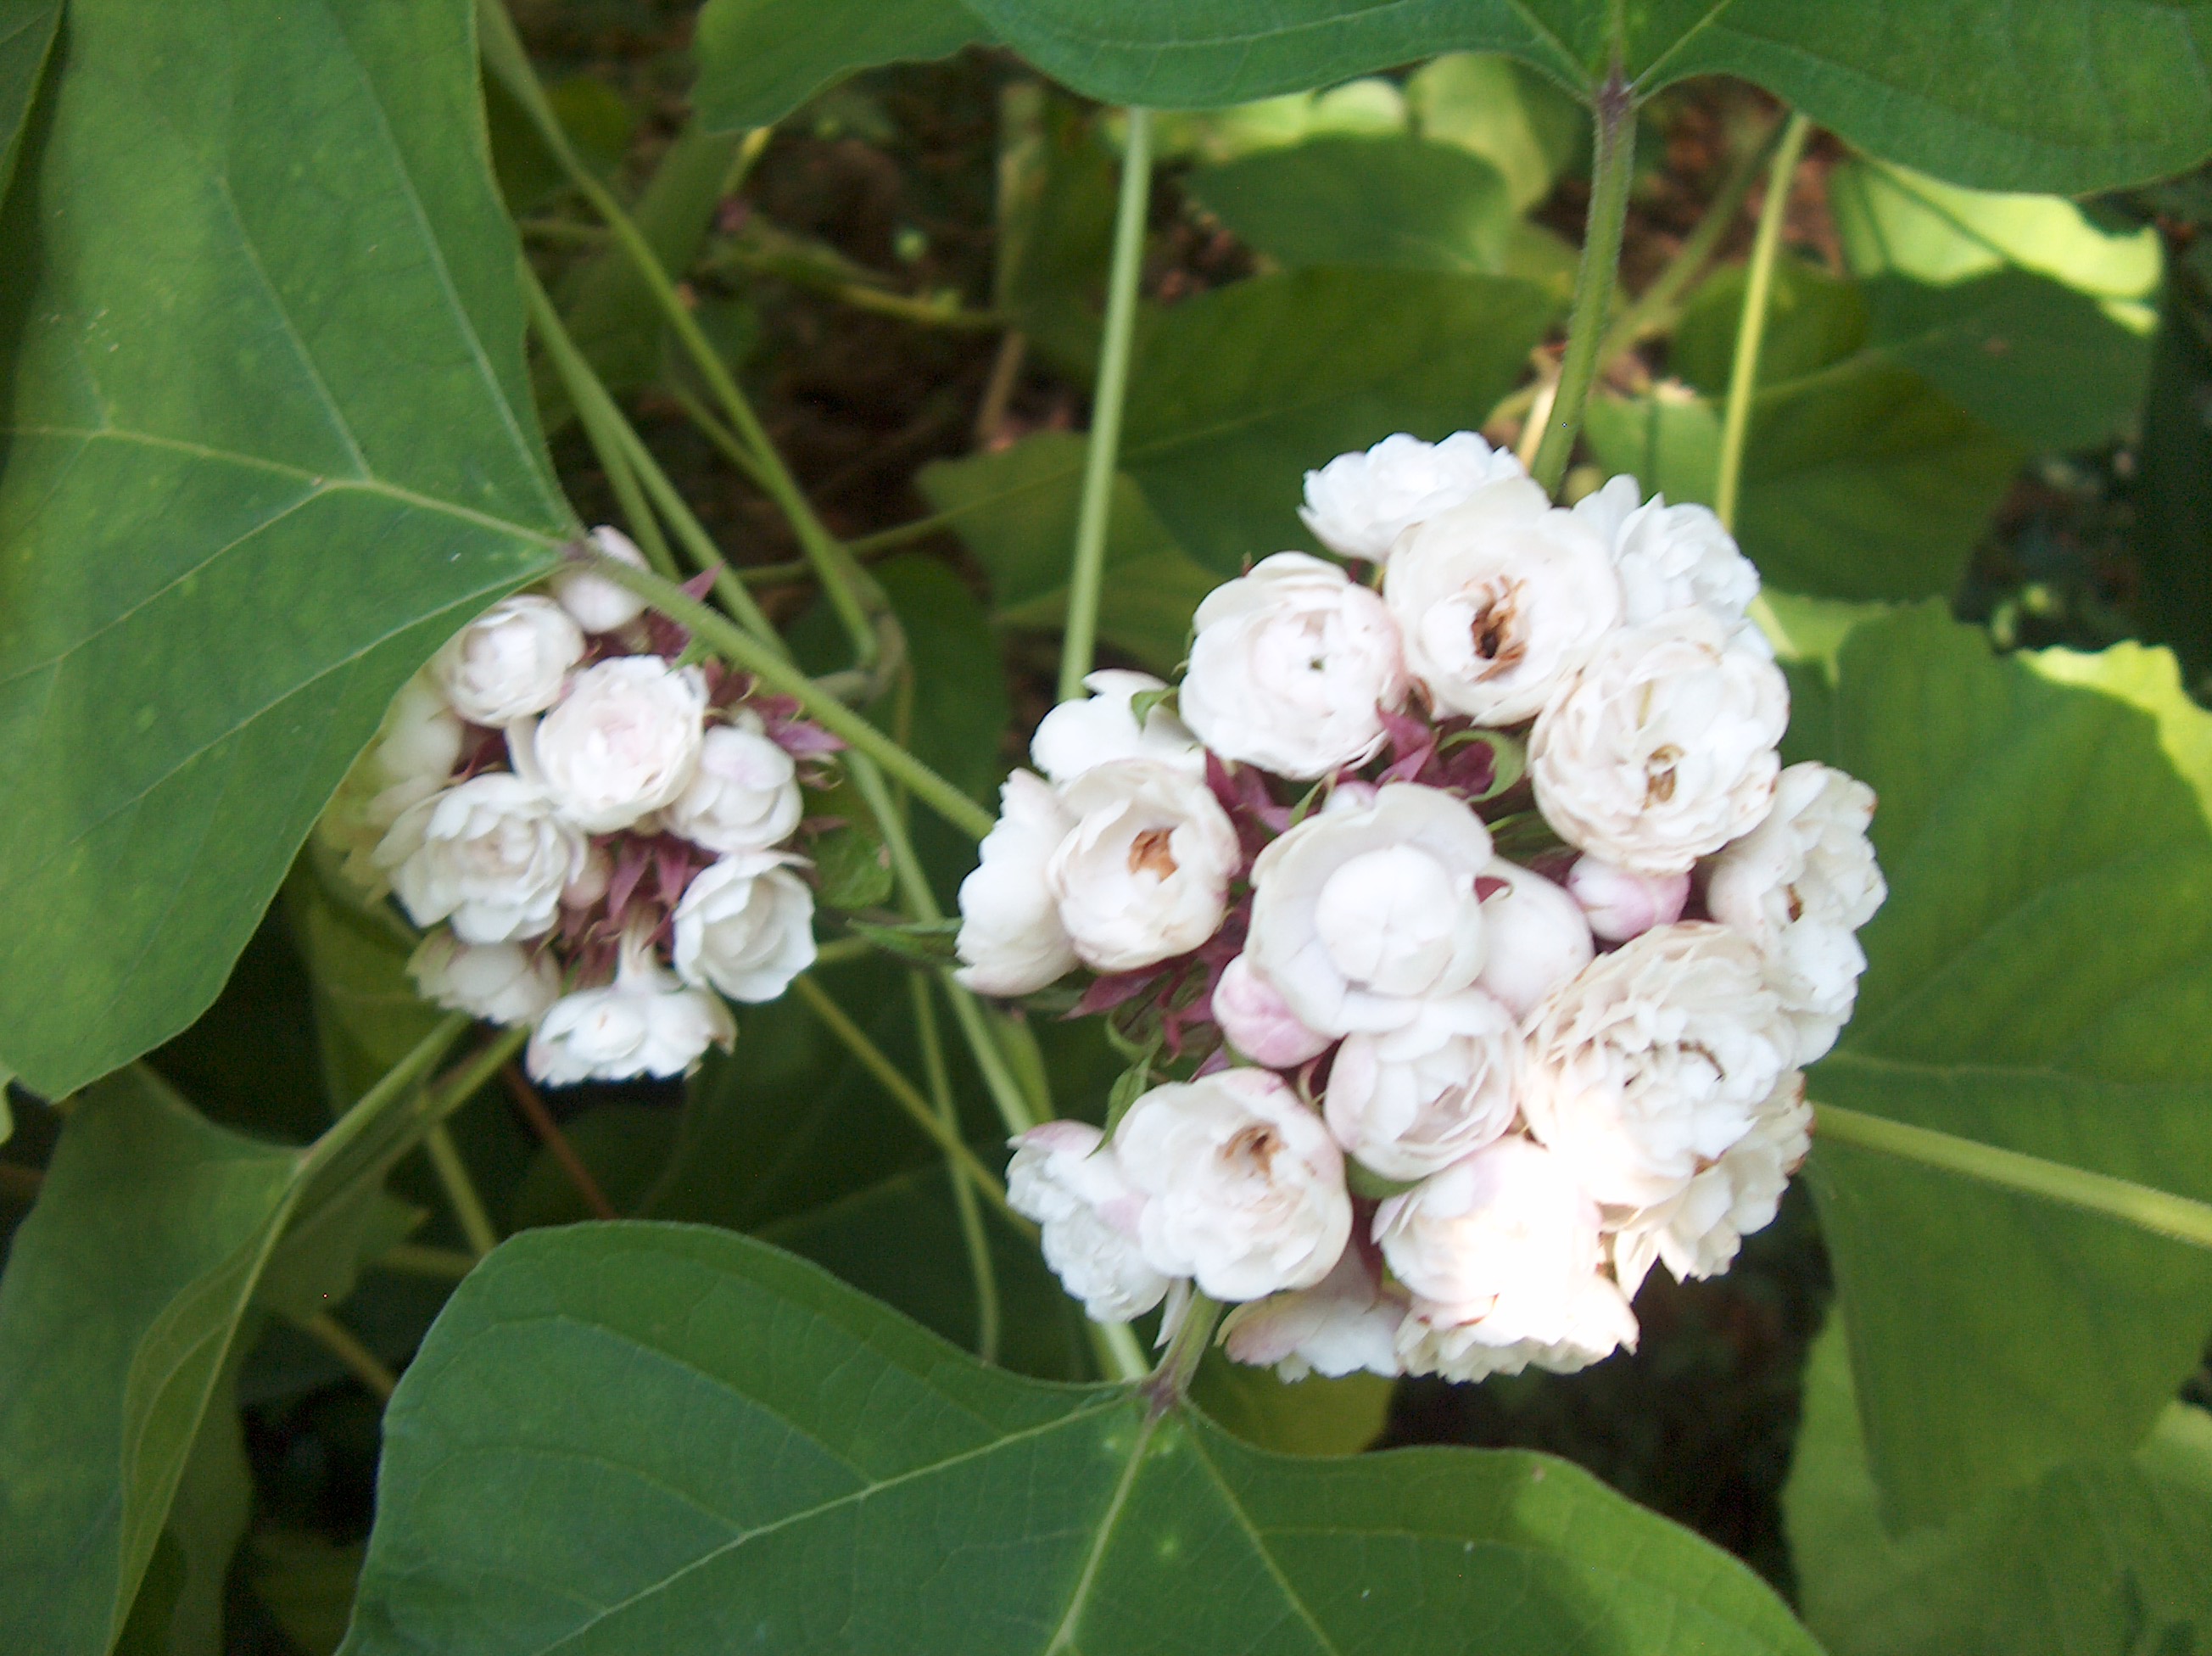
left=1783, top=1316, right=2212, bottom=1656
left=0, top=0, right=58, bottom=196
left=1784, top=603, right=2212, bottom=1526
left=0, top=0, right=567, bottom=1094
left=958, top=0, right=2212, bottom=192
left=340, top=1222, right=1822, bottom=1656
left=0, top=1069, right=300, bottom=1656
left=692, top=0, right=991, bottom=131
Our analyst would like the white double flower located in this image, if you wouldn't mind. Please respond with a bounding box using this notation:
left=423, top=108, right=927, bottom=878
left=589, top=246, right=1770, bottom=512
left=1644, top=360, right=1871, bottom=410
left=1006, top=1122, right=1170, bottom=1323
left=527, top=927, right=735, bottom=1084
left=377, top=772, right=586, bottom=945
left=522, top=655, right=707, bottom=833
left=1299, top=431, right=1526, bottom=562
left=671, top=850, right=818, bottom=1004
left=433, top=594, right=583, bottom=726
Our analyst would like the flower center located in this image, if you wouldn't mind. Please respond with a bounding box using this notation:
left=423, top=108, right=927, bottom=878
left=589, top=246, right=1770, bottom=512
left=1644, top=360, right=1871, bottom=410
left=1644, top=744, right=1682, bottom=805
left=1467, top=581, right=1525, bottom=671
left=1126, top=825, right=1179, bottom=880
left=1224, top=1122, right=1282, bottom=1176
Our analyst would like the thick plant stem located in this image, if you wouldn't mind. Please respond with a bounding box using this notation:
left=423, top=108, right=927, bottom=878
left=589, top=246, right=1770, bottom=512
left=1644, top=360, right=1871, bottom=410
left=589, top=554, right=998, bottom=840
left=1529, top=69, right=1637, bottom=496
left=422, top=1123, right=500, bottom=1259
left=1715, top=111, right=1813, bottom=531
left=913, top=974, right=1002, bottom=1363
left=1814, top=1104, right=2212, bottom=1250
left=1142, top=1293, right=1221, bottom=1412
left=478, top=0, right=882, bottom=667
left=1057, top=107, right=1153, bottom=704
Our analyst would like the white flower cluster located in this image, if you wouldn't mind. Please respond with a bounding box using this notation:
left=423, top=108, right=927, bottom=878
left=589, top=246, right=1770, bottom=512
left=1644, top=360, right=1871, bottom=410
left=317, top=529, right=824, bottom=1087
left=967, top=436, right=1885, bottom=1385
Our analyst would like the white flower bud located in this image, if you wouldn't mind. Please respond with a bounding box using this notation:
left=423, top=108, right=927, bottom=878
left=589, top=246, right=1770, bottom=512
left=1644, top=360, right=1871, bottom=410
left=522, top=655, right=707, bottom=833
left=377, top=773, right=586, bottom=945
left=433, top=595, right=584, bottom=725
left=1247, top=783, right=1492, bottom=1035
left=660, top=714, right=803, bottom=853
left=407, top=931, right=561, bottom=1027
left=1179, top=552, right=1408, bottom=780
left=1222, top=1244, right=1405, bottom=1381
left=1472, top=859, right=1594, bottom=1019
left=1572, top=473, right=1758, bottom=627
left=1047, top=758, right=1240, bottom=973
left=1376, top=1136, right=1637, bottom=1377
left=372, top=673, right=467, bottom=790
left=525, top=930, right=735, bottom=1085
left=317, top=672, right=466, bottom=899
left=1612, top=1071, right=1810, bottom=1295
left=1115, top=1069, right=1353, bottom=1302
left=1298, top=431, right=1526, bottom=562
left=1566, top=855, right=1690, bottom=943
left=1211, top=953, right=1333, bottom=1067
left=1006, top=1121, right=1170, bottom=1323
left=1530, top=610, right=1787, bottom=876
left=671, top=851, right=817, bottom=1003
left=954, top=770, right=1078, bottom=996
left=1383, top=476, right=1622, bottom=725
left=1706, top=762, right=1885, bottom=1063
left=1326, top=990, right=1522, bottom=1180
left=1522, top=922, right=1797, bottom=1210
left=1030, top=669, right=1203, bottom=783
left=550, top=525, right=651, bottom=635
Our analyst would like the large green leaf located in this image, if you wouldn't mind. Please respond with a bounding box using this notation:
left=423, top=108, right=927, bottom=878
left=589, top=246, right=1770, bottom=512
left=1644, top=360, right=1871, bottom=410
left=955, top=1, right=2212, bottom=192
left=1123, top=268, right=1553, bottom=570
left=0, top=0, right=566, bottom=1094
left=693, top=0, right=990, bottom=131
left=1787, top=603, right=2212, bottom=1525
left=918, top=433, right=1215, bottom=674
left=1784, top=1317, right=2212, bottom=1656
left=0, top=1070, right=300, bottom=1656
left=0, top=0, right=57, bottom=198
left=1185, top=137, right=1517, bottom=275
left=340, top=1222, right=1821, bottom=1656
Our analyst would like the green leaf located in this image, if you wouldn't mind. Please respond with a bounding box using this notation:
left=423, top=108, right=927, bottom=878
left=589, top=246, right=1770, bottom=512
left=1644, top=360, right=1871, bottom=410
left=114, top=1357, right=253, bottom=1656
left=812, top=821, right=897, bottom=910
left=250, top=1531, right=366, bottom=1656
left=1789, top=603, right=2212, bottom=1525
left=958, top=1, right=2212, bottom=190
left=693, top=0, right=990, bottom=132
left=1187, top=1352, right=1394, bottom=1457
left=1186, top=137, right=1517, bottom=275
left=1784, top=1316, right=2212, bottom=1656
left=340, top=1222, right=1822, bottom=1656
left=1585, top=369, right=2020, bottom=601
left=2133, top=288, right=2212, bottom=685
left=1406, top=51, right=1583, bottom=211
left=918, top=433, right=1213, bottom=674
left=0, top=0, right=567, bottom=1094
left=1122, top=268, right=1554, bottom=571
left=509, top=1105, right=678, bottom=1230
left=0, top=0, right=58, bottom=198
left=1668, top=258, right=1873, bottom=397
left=0, top=1071, right=300, bottom=1656
left=1146, top=80, right=1408, bottom=167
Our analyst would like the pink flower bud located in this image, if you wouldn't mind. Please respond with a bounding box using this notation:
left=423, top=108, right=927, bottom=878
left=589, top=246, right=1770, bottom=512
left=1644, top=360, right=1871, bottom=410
left=1567, top=855, right=1689, bottom=942
left=1211, top=953, right=1332, bottom=1067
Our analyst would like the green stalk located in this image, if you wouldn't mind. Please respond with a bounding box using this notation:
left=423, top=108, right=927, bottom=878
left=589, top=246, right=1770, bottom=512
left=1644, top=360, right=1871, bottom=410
left=1057, top=107, right=1153, bottom=704
left=586, top=553, right=997, bottom=840
left=1714, top=111, right=1813, bottom=530
left=1528, top=69, right=1638, bottom=496
left=422, top=1122, right=500, bottom=1259
left=1092, top=1319, right=1150, bottom=1385
left=1814, top=1104, right=2212, bottom=1250
left=913, top=973, right=1002, bottom=1362
left=1141, top=1293, right=1221, bottom=1410
left=298, top=1312, right=399, bottom=1401
left=477, top=0, right=882, bottom=667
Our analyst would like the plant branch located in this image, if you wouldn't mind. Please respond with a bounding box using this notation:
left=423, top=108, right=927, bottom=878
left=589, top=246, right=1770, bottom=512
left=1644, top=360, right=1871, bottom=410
left=298, top=1312, right=398, bottom=1402
left=1057, top=106, right=1153, bottom=703
left=1529, top=68, right=1638, bottom=495
left=1813, top=1103, right=2212, bottom=1251
left=502, top=1065, right=619, bottom=1221
left=587, top=553, right=997, bottom=839
left=1715, top=110, right=1813, bottom=530
left=913, top=974, right=1002, bottom=1362
left=422, top=1122, right=500, bottom=1259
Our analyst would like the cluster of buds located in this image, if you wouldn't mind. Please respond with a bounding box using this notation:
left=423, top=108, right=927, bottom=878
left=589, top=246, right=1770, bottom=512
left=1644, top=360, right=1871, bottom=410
left=317, top=530, right=834, bottom=1086
left=964, top=434, right=1886, bottom=1385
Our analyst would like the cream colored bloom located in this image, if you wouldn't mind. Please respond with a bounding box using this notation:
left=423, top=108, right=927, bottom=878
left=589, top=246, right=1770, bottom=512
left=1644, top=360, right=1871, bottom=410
left=1047, top=758, right=1239, bottom=972
left=526, top=931, right=735, bottom=1084
left=1222, top=1245, right=1405, bottom=1381
left=1572, top=473, right=1758, bottom=628
left=954, top=770, right=1077, bottom=996
left=407, top=932, right=561, bottom=1027
left=377, top=773, right=585, bottom=944
left=1030, top=669, right=1202, bottom=783
left=1326, top=991, right=1522, bottom=1180
left=671, top=850, right=817, bottom=1003
left=1612, top=1071, right=1810, bottom=1295
left=524, top=656, right=707, bottom=833
left=433, top=595, right=583, bottom=725
left=550, top=525, right=651, bottom=634
left=661, top=713, right=803, bottom=853
left=1007, top=1121, right=1171, bottom=1323
left=1299, top=431, right=1525, bottom=562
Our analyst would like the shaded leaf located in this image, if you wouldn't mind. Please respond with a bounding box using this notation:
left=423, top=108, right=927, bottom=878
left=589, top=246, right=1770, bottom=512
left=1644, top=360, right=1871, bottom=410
left=1186, top=137, right=1517, bottom=275
left=0, top=0, right=567, bottom=1093
left=2133, top=287, right=2212, bottom=684
left=250, top=1532, right=366, bottom=1656
left=1187, top=1352, right=1394, bottom=1457
left=1788, top=604, right=2212, bottom=1524
left=114, top=1357, right=253, bottom=1656
left=340, top=1222, right=1823, bottom=1655
left=0, top=0, right=57, bottom=197
left=693, top=0, right=990, bottom=132
left=1784, top=1316, right=2212, bottom=1655
left=1406, top=51, right=1582, bottom=210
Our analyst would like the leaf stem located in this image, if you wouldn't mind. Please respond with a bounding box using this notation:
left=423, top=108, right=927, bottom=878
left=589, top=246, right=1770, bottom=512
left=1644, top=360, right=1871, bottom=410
left=1813, top=1103, right=2212, bottom=1250
left=586, top=553, right=997, bottom=840
left=502, top=1064, right=619, bottom=1221
left=1714, top=110, right=1813, bottom=530
left=1529, top=68, right=1638, bottom=495
left=298, top=1312, right=398, bottom=1402
left=913, top=974, right=1002, bottom=1362
left=1057, top=107, right=1153, bottom=703
left=422, top=1122, right=500, bottom=1259
left=1142, top=1291, right=1221, bottom=1413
